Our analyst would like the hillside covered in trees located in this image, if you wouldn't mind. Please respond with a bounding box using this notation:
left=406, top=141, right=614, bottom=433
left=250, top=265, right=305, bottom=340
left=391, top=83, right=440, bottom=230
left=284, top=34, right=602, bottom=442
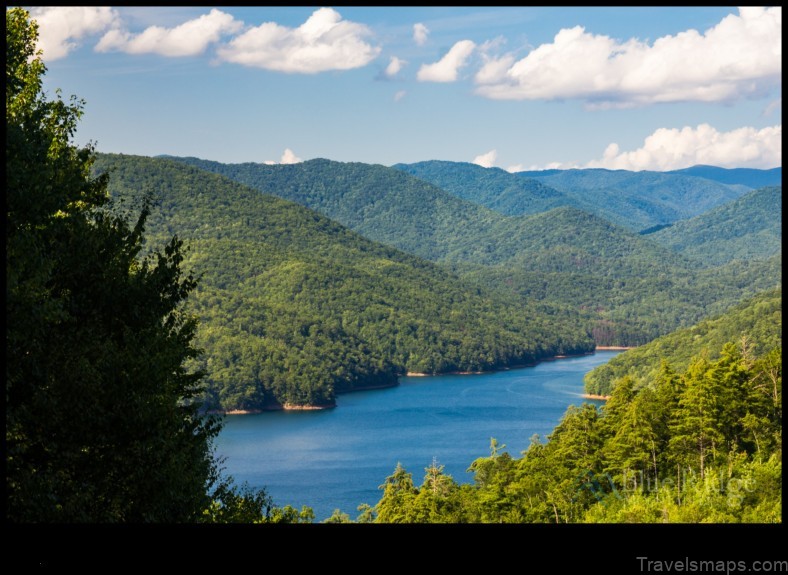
left=94, top=154, right=594, bottom=411
left=649, top=186, right=782, bottom=266
left=401, top=160, right=752, bottom=232
left=166, top=156, right=780, bottom=347
left=584, top=287, right=782, bottom=396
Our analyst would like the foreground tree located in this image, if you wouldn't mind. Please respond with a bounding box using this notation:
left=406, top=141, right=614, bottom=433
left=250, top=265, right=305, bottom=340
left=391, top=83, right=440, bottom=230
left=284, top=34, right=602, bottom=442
left=6, top=8, right=222, bottom=521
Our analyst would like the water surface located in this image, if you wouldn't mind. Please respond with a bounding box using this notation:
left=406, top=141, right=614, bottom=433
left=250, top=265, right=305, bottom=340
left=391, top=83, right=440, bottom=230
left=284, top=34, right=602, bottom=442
left=215, top=350, right=619, bottom=520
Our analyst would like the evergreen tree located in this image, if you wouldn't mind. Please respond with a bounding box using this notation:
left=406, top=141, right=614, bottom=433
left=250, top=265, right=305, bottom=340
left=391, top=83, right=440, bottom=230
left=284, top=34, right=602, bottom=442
left=6, top=8, right=221, bottom=521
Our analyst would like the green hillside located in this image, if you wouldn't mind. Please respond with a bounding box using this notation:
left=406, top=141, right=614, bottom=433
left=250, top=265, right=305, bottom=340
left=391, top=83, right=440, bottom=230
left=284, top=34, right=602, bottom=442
left=584, top=287, right=782, bottom=396
left=93, top=154, right=594, bottom=411
left=166, top=156, right=697, bottom=278
left=668, top=165, right=781, bottom=188
left=167, top=155, right=780, bottom=347
left=165, top=156, right=507, bottom=263
left=460, top=253, right=780, bottom=347
left=650, top=187, right=782, bottom=266
left=515, top=167, right=749, bottom=231
left=393, top=160, right=569, bottom=216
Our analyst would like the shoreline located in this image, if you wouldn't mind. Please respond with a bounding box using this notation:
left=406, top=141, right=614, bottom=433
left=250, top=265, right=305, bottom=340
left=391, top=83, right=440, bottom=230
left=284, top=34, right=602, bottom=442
left=595, top=345, right=636, bottom=350
left=582, top=393, right=611, bottom=401
left=217, top=347, right=619, bottom=414
left=211, top=402, right=336, bottom=416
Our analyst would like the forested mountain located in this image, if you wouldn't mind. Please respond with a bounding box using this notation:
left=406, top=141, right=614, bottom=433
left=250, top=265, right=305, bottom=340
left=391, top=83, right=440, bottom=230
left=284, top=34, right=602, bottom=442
left=584, top=287, right=782, bottom=396
left=649, top=187, right=782, bottom=267
left=460, top=254, right=780, bottom=347
left=393, top=160, right=570, bottom=216
left=514, top=167, right=750, bottom=231
left=167, top=155, right=780, bottom=347
left=667, top=165, right=782, bottom=188
left=165, top=156, right=507, bottom=262
left=93, top=154, right=594, bottom=411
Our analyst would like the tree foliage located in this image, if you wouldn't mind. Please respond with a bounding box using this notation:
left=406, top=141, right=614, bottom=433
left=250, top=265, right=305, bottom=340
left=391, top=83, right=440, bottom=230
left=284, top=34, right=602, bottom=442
left=93, top=153, right=595, bottom=410
left=6, top=8, right=222, bottom=522
left=585, top=287, right=782, bottom=396
left=371, top=341, right=781, bottom=523
left=167, top=155, right=780, bottom=348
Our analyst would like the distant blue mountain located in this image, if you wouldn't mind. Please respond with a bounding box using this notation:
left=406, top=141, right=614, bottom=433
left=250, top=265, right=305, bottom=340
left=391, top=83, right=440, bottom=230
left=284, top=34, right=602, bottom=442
left=397, top=162, right=752, bottom=232
left=667, top=165, right=781, bottom=188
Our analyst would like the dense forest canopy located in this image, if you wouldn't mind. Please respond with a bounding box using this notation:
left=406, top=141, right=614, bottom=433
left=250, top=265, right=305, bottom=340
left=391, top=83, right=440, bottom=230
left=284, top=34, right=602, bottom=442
left=650, top=186, right=781, bottom=267
left=585, top=287, right=782, bottom=396
left=6, top=8, right=221, bottom=522
left=94, top=153, right=594, bottom=410
left=399, top=160, right=755, bottom=231
left=167, top=156, right=780, bottom=347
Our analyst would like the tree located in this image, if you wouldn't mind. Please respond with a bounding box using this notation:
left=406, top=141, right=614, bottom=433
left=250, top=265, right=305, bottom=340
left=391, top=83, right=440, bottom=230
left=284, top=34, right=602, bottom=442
left=668, top=354, right=724, bottom=480
left=6, top=8, right=221, bottom=521
left=374, top=463, right=417, bottom=522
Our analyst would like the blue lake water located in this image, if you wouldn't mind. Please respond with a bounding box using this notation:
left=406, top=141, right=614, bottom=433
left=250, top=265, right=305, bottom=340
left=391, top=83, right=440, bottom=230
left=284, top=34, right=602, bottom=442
left=214, top=350, right=620, bottom=521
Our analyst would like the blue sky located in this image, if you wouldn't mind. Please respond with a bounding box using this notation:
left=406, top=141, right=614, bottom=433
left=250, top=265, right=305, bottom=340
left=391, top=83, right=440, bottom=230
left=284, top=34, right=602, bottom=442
left=29, top=6, right=781, bottom=171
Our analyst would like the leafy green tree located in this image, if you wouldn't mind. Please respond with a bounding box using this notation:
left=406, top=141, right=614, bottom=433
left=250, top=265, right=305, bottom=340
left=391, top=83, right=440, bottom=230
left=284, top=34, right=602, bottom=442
left=323, top=509, right=352, bottom=523
left=374, top=463, right=418, bottom=523
left=668, top=354, right=724, bottom=479
left=6, top=8, right=220, bottom=522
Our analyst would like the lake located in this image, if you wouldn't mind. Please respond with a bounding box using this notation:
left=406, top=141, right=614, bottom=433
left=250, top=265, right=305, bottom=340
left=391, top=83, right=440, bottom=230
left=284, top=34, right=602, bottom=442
left=214, top=350, right=620, bottom=521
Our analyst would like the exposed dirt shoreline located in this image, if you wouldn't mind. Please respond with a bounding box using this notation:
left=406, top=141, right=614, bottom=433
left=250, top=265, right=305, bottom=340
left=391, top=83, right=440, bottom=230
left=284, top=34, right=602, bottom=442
left=214, top=347, right=623, bottom=415
left=594, top=345, right=636, bottom=350
left=582, top=393, right=611, bottom=401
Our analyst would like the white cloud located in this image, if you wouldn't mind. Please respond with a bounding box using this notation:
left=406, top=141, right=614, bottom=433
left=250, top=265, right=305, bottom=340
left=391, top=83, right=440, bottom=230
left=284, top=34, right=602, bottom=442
left=384, top=56, right=406, bottom=78
left=413, top=23, right=429, bottom=46
left=472, top=149, right=497, bottom=168
left=30, top=7, right=119, bottom=60
left=475, top=7, right=782, bottom=107
left=394, top=90, right=407, bottom=102
left=217, top=8, right=380, bottom=73
left=264, top=148, right=303, bottom=165
left=96, top=9, right=242, bottom=57
left=506, top=164, right=524, bottom=173
left=586, top=124, right=782, bottom=170
left=417, top=40, right=476, bottom=83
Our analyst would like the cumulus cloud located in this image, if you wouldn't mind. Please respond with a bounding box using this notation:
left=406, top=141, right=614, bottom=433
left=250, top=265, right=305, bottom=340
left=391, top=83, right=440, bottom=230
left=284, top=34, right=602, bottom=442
left=417, top=40, right=476, bottom=83
left=475, top=7, right=782, bottom=107
left=96, top=9, right=242, bottom=56
left=586, top=124, right=782, bottom=171
left=506, top=164, right=524, bottom=173
left=217, top=7, right=380, bottom=73
left=394, top=90, right=407, bottom=102
left=413, top=23, right=429, bottom=46
left=384, top=56, right=406, bottom=78
left=472, top=149, right=497, bottom=168
left=264, top=148, right=303, bottom=165
left=29, top=6, right=119, bottom=60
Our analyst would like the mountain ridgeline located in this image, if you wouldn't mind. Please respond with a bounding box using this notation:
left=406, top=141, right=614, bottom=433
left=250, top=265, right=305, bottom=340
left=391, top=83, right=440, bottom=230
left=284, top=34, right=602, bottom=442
left=166, top=156, right=780, bottom=347
left=94, top=154, right=593, bottom=411
left=649, top=186, right=782, bottom=267
left=398, top=160, right=756, bottom=232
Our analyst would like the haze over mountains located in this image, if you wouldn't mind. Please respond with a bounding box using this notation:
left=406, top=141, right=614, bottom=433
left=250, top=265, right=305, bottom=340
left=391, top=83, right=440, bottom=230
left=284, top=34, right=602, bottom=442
left=398, top=160, right=780, bottom=232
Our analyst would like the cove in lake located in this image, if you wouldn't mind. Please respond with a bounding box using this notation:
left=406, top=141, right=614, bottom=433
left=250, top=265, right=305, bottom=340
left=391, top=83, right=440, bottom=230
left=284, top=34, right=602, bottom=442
left=214, top=350, right=621, bottom=521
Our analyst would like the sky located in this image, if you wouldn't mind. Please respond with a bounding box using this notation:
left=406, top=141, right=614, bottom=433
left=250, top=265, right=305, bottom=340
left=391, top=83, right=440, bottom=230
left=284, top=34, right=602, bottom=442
left=27, top=6, right=782, bottom=171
